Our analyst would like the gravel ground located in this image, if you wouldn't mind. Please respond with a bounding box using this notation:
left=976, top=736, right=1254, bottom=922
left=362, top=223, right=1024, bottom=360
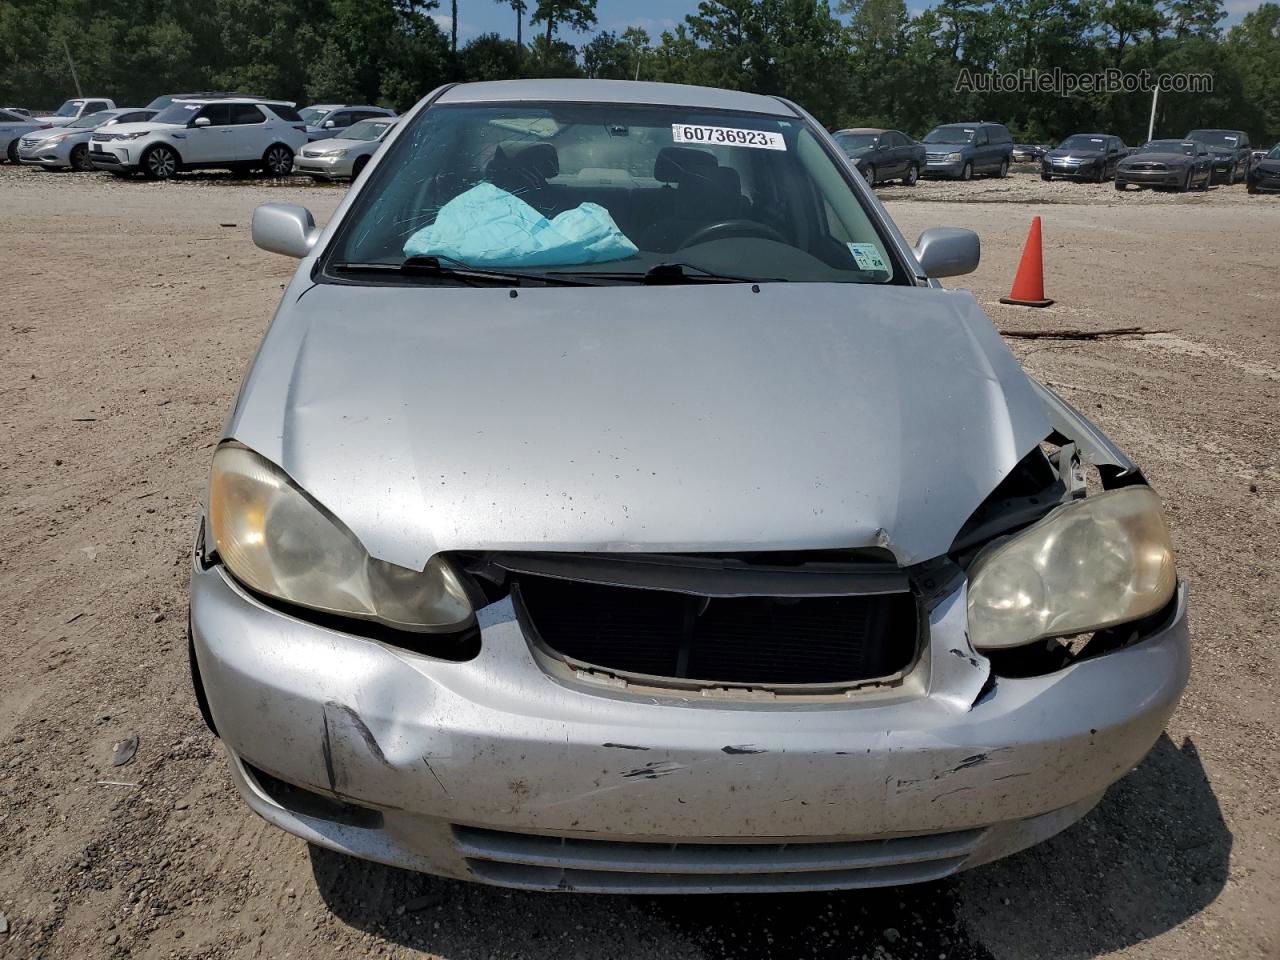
left=0, top=163, right=1277, bottom=960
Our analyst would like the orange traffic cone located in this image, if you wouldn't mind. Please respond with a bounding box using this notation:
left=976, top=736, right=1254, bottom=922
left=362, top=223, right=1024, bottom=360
left=1000, top=216, right=1054, bottom=308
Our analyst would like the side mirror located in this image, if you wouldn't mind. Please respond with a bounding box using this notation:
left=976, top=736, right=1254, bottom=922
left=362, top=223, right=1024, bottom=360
left=252, top=203, right=320, bottom=259
left=193, top=116, right=211, bottom=127
left=913, top=227, right=981, bottom=279
left=323, top=120, right=335, bottom=129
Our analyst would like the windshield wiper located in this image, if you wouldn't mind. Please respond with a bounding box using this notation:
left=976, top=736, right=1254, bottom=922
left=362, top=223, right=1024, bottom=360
left=329, top=255, right=606, bottom=286
left=553, top=262, right=783, bottom=285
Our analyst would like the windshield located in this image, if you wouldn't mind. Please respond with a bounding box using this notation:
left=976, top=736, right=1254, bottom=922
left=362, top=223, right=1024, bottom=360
left=834, top=132, right=877, bottom=151
left=152, top=102, right=201, bottom=124
left=344, top=119, right=393, bottom=141
left=1059, top=135, right=1106, bottom=150
left=1187, top=130, right=1240, bottom=150
left=325, top=101, right=900, bottom=285
left=299, top=107, right=330, bottom=125
left=1270, top=145, right=1280, bottom=160
left=1140, top=141, right=1194, bottom=156
left=54, top=100, right=82, bottom=117
left=146, top=95, right=173, bottom=111
left=69, top=111, right=109, bottom=129
left=924, top=125, right=975, bottom=144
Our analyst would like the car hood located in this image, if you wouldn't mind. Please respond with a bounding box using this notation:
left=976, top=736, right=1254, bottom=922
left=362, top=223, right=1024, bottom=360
left=34, top=116, right=71, bottom=126
left=303, top=136, right=371, bottom=151
left=924, top=141, right=969, bottom=149
left=1121, top=152, right=1188, bottom=165
left=225, top=282, right=1050, bottom=571
left=1255, top=159, right=1280, bottom=173
left=104, top=121, right=182, bottom=136
left=1047, top=148, right=1104, bottom=160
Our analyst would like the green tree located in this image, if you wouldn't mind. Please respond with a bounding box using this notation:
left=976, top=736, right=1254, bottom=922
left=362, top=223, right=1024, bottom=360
left=494, top=0, right=527, bottom=48
left=530, top=0, right=597, bottom=50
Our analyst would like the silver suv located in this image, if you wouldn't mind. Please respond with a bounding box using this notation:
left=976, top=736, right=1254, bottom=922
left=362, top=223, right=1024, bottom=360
left=89, top=97, right=308, bottom=179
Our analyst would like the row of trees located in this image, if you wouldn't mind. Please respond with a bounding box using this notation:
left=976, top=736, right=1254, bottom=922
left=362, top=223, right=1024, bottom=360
left=2, top=0, right=1277, bottom=144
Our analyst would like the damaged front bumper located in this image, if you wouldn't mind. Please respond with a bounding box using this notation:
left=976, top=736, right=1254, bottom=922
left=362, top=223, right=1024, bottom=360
left=190, top=533, right=1190, bottom=893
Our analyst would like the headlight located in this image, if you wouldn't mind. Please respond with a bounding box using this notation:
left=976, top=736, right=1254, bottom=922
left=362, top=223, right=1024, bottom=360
left=319, top=148, right=348, bottom=158
left=966, top=486, right=1176, bottom=651
left=945, top=152, right=962, bottom=162
left=208, top=443, right=474, bottom=632
left=115, top=132, right=146, bottom=141
left=44, top=133, right=71, bottom=144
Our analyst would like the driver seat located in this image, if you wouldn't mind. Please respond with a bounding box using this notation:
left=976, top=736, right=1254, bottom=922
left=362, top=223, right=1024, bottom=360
left=645, top=147, right=745, bottom=252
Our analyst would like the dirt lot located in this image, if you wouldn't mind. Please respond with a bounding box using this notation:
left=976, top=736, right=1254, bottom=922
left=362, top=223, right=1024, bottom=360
left=1, top=163, right=1277, bottom=960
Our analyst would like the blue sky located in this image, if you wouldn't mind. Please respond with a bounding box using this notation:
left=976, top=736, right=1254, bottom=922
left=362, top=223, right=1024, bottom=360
left=437, top=0, right=1267, bottom=44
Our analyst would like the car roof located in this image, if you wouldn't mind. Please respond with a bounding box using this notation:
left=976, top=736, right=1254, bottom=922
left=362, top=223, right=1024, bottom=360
left=835, top=127, right=887, bottom=135
left=436, top=79, right=797, bottom=117
left=173, top=98, right=291, bottom=106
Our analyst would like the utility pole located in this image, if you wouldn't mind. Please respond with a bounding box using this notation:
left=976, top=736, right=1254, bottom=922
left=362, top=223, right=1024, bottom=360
left=451, top=0, right=458, bottom=57
left=62, top=38, right=82, bottom=97
left=1147, top=85, right=1159, bottom=143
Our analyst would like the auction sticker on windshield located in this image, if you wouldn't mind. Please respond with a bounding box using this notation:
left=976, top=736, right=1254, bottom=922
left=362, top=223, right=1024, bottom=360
left=672, top=124, right=786, bottom=151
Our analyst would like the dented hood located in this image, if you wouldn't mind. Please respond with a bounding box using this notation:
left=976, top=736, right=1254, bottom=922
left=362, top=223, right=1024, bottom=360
left=226, top=282, right=1049, bottom=570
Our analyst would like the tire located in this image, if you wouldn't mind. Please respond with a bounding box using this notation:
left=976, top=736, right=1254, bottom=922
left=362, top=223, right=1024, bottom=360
left=998, top=158, right=1009, bottom=178
left=1040, top=172, right=1051, bottom=182
left=70, top=143, right=93, bottom=172
left=863, top=164, right=875, bottom=186
left=903, top=163, right=918, bottom=186
left=1247, top=181, right=1258, bottom=195
left=5, top=139, right=17, bottom=164
left=262, top=144, right=294, bottom=177
left=960, top=162, right=973, bottom=181
left=351, top=155, right=369, bottom=180
left=141, top=144, right=179, bottom=180
left=1114, top=180, right=1125, bottom=191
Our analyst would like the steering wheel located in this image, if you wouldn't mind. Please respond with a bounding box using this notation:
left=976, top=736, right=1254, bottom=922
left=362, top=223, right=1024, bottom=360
left=677, top=219, right=787, bottom=250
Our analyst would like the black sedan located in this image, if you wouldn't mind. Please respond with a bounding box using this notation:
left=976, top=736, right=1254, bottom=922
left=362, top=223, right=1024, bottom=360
left=1115, top=140, right=1213, bottom=192
left=1247, top=143, right=1280, bottom=195
left=1012, top=143, right=1047, bottom=163
left=1041, top=133, right=1128, bottom=182
left=832, top=128, right=926, bottom=186
left=1186, top=129, right=1252, bottom=184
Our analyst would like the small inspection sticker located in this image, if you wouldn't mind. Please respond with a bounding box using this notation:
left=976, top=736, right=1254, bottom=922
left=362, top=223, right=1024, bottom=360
left=672, top=124, right=786, bottom=151
left=847, top=243, right=888, bottom=271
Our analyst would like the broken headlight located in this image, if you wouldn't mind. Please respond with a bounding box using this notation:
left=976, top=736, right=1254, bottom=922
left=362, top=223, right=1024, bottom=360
left=966, top=486, right=1176, bottom=651
left=208, top=443, right=474, bottom=633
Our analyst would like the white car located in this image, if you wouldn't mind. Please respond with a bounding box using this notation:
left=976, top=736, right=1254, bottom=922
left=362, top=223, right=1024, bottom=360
left=294, top=116, right=397, bottom=180
left=35, top=97, right=116, bottom=127
left=89, top=98, right=308, bottom=180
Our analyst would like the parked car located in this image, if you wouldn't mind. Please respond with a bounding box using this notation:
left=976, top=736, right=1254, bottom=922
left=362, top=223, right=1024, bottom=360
left=1040, top=133, right=1129, bottom=182
left=921, top=121, right=1013, bottom=179
left=1011, top=143, right=1047, bottom=163
left=832, top=128, right=925, bottom=186
left=190, top=78, right=1189, bottom=894
left=1246, top=143, right=1280, bottom=195
left=0, top=108, right=49, bottom=163
left=34, top=97, right=116, bottom=127
left=2, top=106, right=33, bottom=118
left=89, top=98, right=308, bottom=179
left=1115, top=139, right=1212, bottom=192
left=299, top=104, right=396, bottom=142
left=1185, top=129, right=1251, bottom=184
left=145, top=91, right=271, bottom=112
left=294, top=116, right=397, bottom=180
left=17, top=108, right=157, bottom=171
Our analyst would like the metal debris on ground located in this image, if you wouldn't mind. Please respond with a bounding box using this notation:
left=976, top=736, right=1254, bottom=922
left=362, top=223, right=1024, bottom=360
left=111, top=733, right=139, bottom=767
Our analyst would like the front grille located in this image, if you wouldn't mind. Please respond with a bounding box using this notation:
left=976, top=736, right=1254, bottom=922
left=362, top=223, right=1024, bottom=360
left=455, top=824, right=983, bottom=893
left=515, top=573, right=918, bottom=687
left=1130, top=162, right=1165, bottom=170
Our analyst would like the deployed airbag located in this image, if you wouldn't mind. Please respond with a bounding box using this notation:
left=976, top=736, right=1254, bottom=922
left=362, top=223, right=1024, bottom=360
left=403, top=182, right=639, bottom=267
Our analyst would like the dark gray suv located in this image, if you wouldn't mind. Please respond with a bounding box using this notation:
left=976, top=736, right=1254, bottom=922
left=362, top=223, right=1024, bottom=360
left=1185, top=129, right=1252, bottom=184
left=922, top=122, right=1013, bottom=180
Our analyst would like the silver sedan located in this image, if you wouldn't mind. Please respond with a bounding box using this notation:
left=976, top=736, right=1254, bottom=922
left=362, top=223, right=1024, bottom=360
left=190, top=78, right=1188, bottom=894
left=1, top=108, right=48, bottom=164
left=18, top=108, right=157, bottom=171
left=293, top=117, right=396, bottom=180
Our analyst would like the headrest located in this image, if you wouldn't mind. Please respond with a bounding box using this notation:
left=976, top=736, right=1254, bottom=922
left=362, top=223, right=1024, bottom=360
left=489, top=141, right=559, bottom=181
left=654, top=146, right=718, bottom=184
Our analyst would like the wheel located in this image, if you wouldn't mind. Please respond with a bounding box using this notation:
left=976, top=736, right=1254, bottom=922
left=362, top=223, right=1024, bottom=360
left=1114, top=180, right=1125, bottom=191
left=69, top=143, right=93, bottom=172
left=961, top=162, right=972, bottom=181
left=262, top=144, right=294, bottom=177
left=1247, top=181, right=1258, bottom=195
left=998, top=158, right=1009, bottom=178
left=141, top=144, right=179, bottom=180
left=1180, top=169, right=1193, bottom=193
left=903, top=163, right=918, bottom=186
left=351, top=155, right=369, bottom=180
left=1040, top=172, right=1051, bottom=182
left=5, top=139, right=17, bottom=164
left=862, top=164, right=875, bottom=186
